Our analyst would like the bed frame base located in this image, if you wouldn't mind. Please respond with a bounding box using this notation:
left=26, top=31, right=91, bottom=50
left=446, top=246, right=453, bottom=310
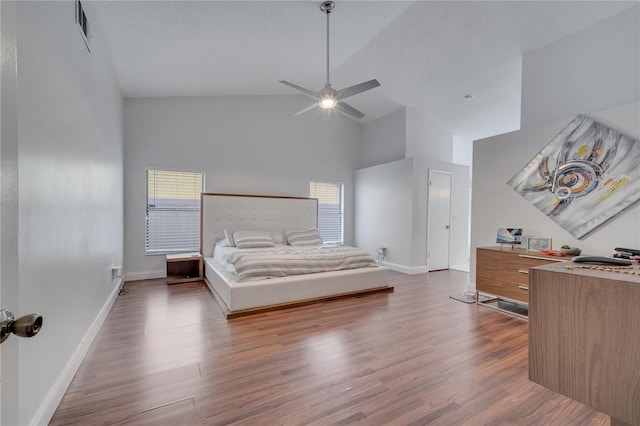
left=204, top=277, right=394, bottom=319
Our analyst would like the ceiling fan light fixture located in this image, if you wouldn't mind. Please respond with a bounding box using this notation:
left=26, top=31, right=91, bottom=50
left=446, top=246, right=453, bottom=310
left=319, top=94, right=337, bottom=109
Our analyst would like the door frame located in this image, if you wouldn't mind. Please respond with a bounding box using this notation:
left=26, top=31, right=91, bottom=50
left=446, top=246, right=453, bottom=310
left=426, top=169, right=452, bottom=271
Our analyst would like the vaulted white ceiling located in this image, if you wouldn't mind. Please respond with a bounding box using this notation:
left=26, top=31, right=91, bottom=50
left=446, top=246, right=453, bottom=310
left=91, top=1, right=635, bottom=141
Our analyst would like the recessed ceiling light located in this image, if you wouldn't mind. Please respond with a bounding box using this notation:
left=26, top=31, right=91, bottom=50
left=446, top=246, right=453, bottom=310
left=463, top=94, right=474, bottom=100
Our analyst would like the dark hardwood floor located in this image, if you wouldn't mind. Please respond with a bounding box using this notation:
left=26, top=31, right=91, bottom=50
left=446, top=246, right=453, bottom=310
left=50, top=271, right=608, bottom=425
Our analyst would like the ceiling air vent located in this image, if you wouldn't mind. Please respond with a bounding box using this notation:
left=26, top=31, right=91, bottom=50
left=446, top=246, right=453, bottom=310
left=75, top=0, right=90, bottom=51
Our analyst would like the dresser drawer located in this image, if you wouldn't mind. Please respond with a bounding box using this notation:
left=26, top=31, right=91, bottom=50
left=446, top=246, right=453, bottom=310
left=477, top=249, right=561, bottom=285
left=476, top=275, right=529, bottom=303
left=510, top=255, right=562, bottom=286
left=476, top=249, right=527, bottom=284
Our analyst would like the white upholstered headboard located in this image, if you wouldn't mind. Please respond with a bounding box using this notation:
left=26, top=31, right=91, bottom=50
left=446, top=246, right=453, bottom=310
left=200, top=193, right=318, bottom=257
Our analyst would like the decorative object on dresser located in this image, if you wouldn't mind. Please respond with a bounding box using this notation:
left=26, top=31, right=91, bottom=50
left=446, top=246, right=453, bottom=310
left=529, top=263, right=640, bottom=426
left=165, top=252, right=203, bottom=284
left=475, top=246, right=565, bottom=318
left=495, top=228, right=522, bottom=249
left=526, top=237, right=552, bottom=251
left=614, top=247, right=640, bottom=263
left=560, top=245, right=581, bottom=256
left=508, top=115, right=640, bottom=239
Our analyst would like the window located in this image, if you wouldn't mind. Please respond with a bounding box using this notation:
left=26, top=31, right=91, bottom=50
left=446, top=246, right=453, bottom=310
left=146, top=169, right=204, bottom=254
left=309, top=181, right=344, bottom=244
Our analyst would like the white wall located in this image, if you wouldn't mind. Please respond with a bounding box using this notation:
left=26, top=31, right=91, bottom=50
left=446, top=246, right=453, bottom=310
left=471, top=102, right=639, bottom=282
left=403, top=111, right=467, bottom=269
left=452, top=134, right=473, bottom=168
left=521, top=6, right=640, bottom=127
left=355, top=159, right=414, bottom=270
left=10, top=2, right=124, bottom=424
left=360, top=107, right=406, bottom=168
left=124, top=96, right=362, bottom=280
left=472, top=6, right=640, bottom=286
left=357, top=101, right=469, bottom=272
left=406, top=108, right=453, bottom=163
left=355, top=158, right=469, bottom=274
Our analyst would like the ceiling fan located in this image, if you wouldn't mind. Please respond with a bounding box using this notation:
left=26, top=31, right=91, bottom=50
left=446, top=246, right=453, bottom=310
left=279, top=1, right=380, bottom=119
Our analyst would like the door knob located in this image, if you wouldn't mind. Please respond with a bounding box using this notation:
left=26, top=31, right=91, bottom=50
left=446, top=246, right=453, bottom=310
left=445, top=225, right=450, bottom=229
left=0, top=309, right=43, bottom=344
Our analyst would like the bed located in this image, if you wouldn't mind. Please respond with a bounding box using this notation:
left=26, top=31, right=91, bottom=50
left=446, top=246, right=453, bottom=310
left=200, top=193, right=392, bottom=318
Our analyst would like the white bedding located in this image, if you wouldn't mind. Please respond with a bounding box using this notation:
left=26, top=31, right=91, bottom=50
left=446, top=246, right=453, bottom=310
left=213, top=243, right=377, bottom=282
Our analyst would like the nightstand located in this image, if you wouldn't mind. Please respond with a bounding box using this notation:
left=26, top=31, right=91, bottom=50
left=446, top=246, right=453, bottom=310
left=165, top=252, right=203, bottom=284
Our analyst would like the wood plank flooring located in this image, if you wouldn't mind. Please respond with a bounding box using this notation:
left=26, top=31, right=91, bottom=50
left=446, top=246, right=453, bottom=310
left=50, top=271, right=608, bottom=425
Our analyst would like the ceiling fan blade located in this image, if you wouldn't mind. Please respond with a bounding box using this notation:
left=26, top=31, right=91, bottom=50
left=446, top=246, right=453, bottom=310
left=337, top=79, right=380, bottom=100
left=336, top=101, right=365, bottom=119
left=279, top=80, right=320, bottom=100
left=292, top=102, right=320, bottom=117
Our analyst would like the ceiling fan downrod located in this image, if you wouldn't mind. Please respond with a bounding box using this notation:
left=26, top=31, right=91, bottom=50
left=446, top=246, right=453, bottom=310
left=321, top=1, right=335, bottom=86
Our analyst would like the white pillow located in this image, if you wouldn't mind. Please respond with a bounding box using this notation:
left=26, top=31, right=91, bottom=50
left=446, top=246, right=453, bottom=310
left=286, top=228, right=323, bottom=246
left=213, top=238, right=229, bottom=257
left=233, top=230, right=275, bottom=249
left=224, top=230, right=236, bottom=247
left=271, top=231, right=284, bottom=245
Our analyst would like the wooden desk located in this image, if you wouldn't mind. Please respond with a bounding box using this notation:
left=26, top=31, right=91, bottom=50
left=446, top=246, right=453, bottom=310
left=529, top=263, right=640, bottom=426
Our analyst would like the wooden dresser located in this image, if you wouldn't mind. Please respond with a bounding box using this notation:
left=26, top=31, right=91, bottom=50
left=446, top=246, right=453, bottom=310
left=476, top=246, right=565, bottom=304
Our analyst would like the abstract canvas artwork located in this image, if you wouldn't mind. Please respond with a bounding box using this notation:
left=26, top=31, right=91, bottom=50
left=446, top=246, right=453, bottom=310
left=508, top=115, right=640, bottom=239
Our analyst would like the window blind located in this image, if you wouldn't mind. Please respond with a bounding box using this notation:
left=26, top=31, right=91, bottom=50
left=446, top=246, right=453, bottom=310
left=309, top=181, right=343, bottom=244
left=146, top=169, right=204, bottom=254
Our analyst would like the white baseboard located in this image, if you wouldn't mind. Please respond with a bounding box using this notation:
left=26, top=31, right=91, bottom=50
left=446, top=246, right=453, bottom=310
left=380, top=262, right=471, bottom=275
left=380, top=261, right=428, bottom=275
left=30, top=278, right=122, bottom=426
left=450, top=264, right=470, bottom=272
left=124, top=270, right=165, bottom=282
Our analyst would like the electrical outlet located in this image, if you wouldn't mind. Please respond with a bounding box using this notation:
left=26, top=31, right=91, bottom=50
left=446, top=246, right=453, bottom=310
left=377, top=246, right=387, bottom=256
left=111, top=266, right=122, bottom=280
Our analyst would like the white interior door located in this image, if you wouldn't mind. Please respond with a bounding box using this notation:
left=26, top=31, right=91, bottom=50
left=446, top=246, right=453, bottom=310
left=0, top=148, right=2, bottom=422
left=1, top=1, right=20, bottom=422
left=1, top=1, right=5, bottom=417
left=427, top=170, right=452, bottom=271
